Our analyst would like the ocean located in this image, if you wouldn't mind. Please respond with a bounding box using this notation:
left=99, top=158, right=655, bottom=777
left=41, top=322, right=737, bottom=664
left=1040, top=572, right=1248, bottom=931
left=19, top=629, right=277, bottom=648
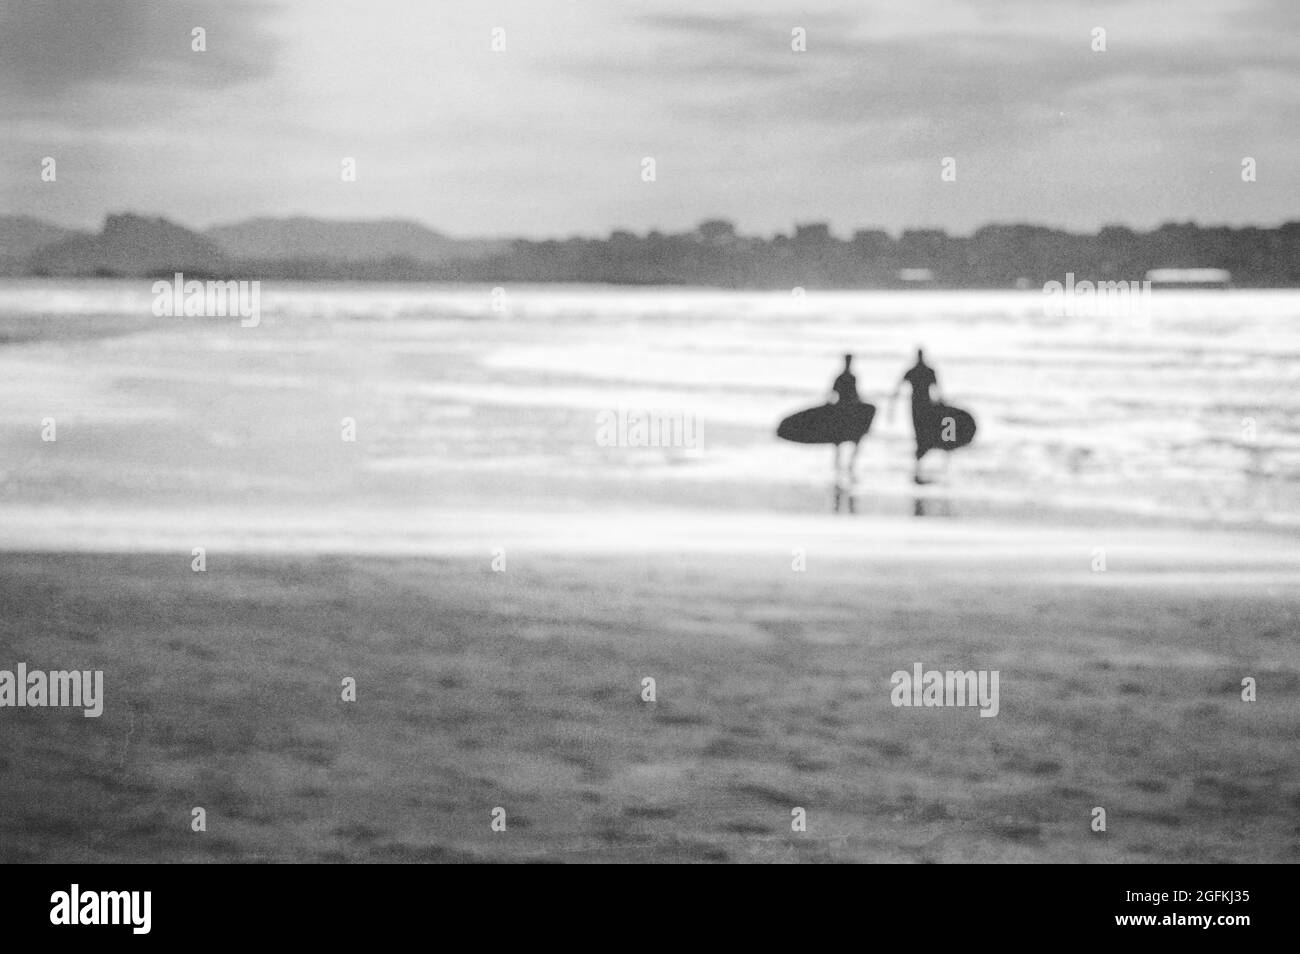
left=0, top=280, right=1296, bottom=546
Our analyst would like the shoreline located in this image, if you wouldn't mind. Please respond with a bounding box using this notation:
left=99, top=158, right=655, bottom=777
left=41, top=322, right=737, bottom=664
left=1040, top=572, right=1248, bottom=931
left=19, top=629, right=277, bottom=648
left=2, top=503, right=1299, bottom=560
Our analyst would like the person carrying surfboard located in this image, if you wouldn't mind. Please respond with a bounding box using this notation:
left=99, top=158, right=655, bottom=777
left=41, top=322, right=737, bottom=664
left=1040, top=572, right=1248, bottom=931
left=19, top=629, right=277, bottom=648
left=891, top=348, right=943, bottom=483
left=826, top=353, right=868, bottom=478
left=775, top=355, right=877, bottom=487
left=888, top=348, right=978, bottom=485
left=828, top=354, right=865, bottom=477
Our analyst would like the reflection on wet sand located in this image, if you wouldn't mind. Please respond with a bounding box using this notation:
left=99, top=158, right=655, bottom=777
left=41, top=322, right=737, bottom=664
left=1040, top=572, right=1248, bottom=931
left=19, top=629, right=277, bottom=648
left=913, top=494, right=954, bottom=518
left=828, top=481, right=954, bottom=519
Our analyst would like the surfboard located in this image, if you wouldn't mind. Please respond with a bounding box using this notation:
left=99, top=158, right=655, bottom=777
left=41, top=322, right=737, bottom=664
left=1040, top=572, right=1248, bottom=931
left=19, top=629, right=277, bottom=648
left=919, top=404, right=976, bottom=451
left=777, top=402, right=876, bottom=445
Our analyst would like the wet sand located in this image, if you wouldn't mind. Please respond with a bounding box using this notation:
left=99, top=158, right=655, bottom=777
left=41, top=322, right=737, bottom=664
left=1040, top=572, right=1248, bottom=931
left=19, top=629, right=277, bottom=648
left=1, top=517, right=1295, bottom=863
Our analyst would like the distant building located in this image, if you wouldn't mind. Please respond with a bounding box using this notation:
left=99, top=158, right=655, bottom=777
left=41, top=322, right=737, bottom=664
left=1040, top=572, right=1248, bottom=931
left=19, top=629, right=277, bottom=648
left=696, top=219, right=736, bottom=245
left=898, top=268, right=935, bottom=283
left=852, top=229, right=891, bottom=245
left=1145, top=268, right=1231, bottom=288
left=793, top=223, right=832, bottom=244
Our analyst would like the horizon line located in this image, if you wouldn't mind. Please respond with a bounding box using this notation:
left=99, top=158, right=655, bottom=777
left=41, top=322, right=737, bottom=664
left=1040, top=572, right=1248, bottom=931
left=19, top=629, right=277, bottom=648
left=16, top=210, right=1300, bottom=244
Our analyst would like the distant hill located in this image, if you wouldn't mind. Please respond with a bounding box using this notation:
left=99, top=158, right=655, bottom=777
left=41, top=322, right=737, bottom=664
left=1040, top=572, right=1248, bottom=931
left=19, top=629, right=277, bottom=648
left=0, top=216, right=82, bottom=259
left=30, top=214, right=227, bottom=277
left=205, top=217, right=508, bottom=264
left=0, top=216, right=86, bottom=273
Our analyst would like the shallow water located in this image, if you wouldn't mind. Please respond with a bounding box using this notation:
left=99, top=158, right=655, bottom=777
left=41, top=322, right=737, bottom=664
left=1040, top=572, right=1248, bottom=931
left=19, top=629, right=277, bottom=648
left=0, top=280, right=1296, bottom=533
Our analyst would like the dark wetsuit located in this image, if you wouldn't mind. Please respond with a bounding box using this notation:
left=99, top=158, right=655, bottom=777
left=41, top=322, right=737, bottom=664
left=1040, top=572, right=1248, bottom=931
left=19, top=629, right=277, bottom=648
left=832, top=371, right=860, bottom=404
left=904, top=363, right=938, bottom=458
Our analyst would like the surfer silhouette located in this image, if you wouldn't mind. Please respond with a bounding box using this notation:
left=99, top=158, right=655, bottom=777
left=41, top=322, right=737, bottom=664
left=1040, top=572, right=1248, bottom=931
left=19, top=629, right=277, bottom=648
left=892, top=349, right=942, bottom=483
left=775, top=354, right=877, bottom=488
left=890, top=348, right=976, bottom=484
left=828, top=354, right=864, bottom=477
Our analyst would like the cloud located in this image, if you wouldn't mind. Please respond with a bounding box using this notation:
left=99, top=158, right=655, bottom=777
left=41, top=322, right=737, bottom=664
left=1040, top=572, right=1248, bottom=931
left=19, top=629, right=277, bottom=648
left=2, top=0, right=1297, bottom=234
left=0, top=0, right=281, bottom=102
left=565, top=3, right=1300, bottom=163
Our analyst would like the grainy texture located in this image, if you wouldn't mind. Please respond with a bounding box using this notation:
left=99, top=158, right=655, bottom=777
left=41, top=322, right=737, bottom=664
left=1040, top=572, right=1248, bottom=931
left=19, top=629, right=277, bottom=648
left=1, top=550, right=1294, bottom=863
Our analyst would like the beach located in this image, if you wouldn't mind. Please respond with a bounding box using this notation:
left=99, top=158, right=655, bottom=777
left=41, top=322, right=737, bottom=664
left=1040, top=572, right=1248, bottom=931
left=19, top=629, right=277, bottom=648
left=0, top=511, right=1296, bottom=863
left=0, top=282, right=1296, bottom=863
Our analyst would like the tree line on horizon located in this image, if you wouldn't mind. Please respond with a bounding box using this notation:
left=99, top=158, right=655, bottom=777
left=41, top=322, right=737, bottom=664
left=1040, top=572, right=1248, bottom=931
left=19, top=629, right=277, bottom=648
left=6, top=213, right=1300, bottom=287
left=441, top=220, right=1297, bottom=288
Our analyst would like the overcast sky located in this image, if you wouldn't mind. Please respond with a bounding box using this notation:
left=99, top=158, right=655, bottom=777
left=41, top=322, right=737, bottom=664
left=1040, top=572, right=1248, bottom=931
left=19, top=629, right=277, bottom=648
left=3, top=0, right=1298, bottom=237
